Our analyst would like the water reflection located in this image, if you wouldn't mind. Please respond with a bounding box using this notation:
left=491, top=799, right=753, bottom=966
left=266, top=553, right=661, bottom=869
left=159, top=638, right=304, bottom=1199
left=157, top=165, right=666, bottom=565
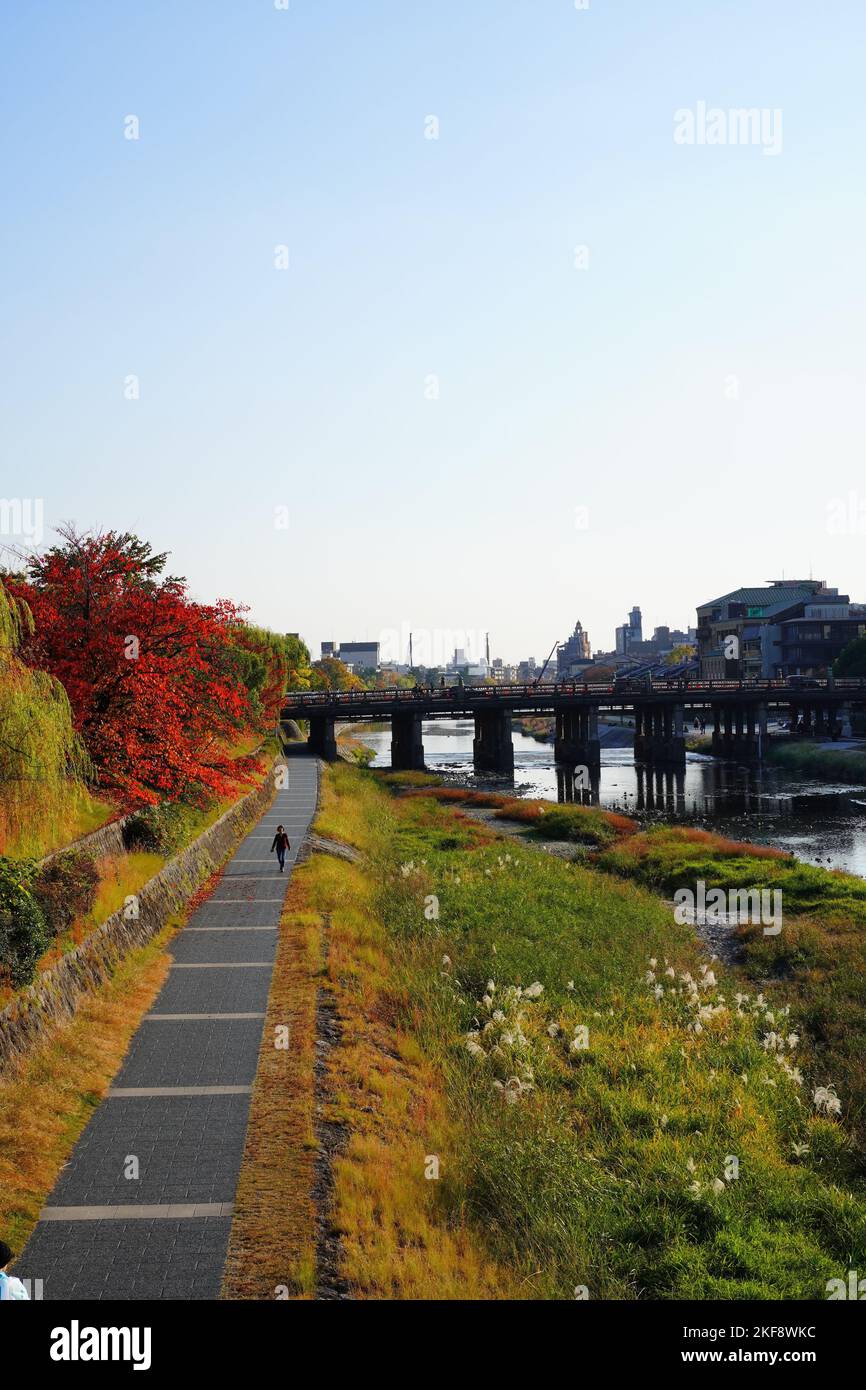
left=633, top=765, right=687, bottom=815
left=556, top=765, right=600, bottom=805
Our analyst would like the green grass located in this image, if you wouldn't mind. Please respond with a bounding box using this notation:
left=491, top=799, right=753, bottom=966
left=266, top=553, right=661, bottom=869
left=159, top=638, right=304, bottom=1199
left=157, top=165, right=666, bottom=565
left=595, top=825, right=866, bottom=1156
left=597, top=825, right=866, bottom=919
left=767, top=741, right=866, bottom=784
left=489, top=797, right=637, bottom=848
left=317, top=765, right=866, bottom=1300
left=3, top=786, right=117, bottom=861
left=377, top=770, right=443, bottom=789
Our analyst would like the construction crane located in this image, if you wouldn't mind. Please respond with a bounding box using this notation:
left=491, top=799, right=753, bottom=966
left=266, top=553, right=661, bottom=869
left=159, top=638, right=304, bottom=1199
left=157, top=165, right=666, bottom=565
left=534, top=638, right=560, bottom=686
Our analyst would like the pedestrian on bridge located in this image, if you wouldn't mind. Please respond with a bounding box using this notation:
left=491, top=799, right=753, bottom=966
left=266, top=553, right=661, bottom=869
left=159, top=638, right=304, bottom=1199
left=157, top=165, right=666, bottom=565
left=271, top=825, right=291, bottom=873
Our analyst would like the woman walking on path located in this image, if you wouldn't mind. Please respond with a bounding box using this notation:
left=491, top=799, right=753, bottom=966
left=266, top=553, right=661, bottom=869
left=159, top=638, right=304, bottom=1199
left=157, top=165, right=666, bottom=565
left=271, top=825, right=291, bottom=872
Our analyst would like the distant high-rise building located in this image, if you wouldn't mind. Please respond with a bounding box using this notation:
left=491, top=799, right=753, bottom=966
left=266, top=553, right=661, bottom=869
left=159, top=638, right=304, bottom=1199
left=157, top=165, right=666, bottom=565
left=615, top=605, right=643, bottom=655
left=557, top=620, right=592, bottom=677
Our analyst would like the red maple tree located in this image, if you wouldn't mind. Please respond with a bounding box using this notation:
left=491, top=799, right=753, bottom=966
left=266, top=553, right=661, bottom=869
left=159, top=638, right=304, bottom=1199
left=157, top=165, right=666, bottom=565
left=9, top=528, right=255, bottom=805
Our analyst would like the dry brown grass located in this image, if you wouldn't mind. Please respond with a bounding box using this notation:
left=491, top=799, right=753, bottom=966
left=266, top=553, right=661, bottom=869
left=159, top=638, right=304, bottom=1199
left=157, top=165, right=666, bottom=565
left=221, top=869, right=320, bottom=1300
left=301, top=848, right=518, bottom=1299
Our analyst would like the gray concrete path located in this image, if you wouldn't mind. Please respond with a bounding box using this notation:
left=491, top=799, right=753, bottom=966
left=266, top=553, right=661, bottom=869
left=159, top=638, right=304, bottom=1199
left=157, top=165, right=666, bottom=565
left=17, top=751, right=319, bottom=1300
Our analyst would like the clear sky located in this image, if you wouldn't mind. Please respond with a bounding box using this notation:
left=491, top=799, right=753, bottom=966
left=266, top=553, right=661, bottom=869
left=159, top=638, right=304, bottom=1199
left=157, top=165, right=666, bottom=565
left=3, top=1, right=865, bottom=665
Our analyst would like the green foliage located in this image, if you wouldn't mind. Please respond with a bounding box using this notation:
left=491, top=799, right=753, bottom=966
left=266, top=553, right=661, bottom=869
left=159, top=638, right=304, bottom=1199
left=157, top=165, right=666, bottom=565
left=666, top=643, right=697, bottom=665
left=597, top=825, right=866, bottom=920
left=310, top=656, right=363, bottom=691
left=32, top=850, right=99, bottom=938
left=0, top=578, right=91, bottom=855
left=834, top=634, right=866, bottom=678
left=0, top=856, right=49, bottom=988
left=377, top=770, right=443, bottom=788
left=348, top=744, right=376, bottom=767
left=124, top=801, right=199, bottom=855
left=527, top=804, right=617, bottom=846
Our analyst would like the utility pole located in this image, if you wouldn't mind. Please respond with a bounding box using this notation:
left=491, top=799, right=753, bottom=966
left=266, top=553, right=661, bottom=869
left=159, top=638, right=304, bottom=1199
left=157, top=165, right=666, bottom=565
left=409, top=631, right=413, bottom=668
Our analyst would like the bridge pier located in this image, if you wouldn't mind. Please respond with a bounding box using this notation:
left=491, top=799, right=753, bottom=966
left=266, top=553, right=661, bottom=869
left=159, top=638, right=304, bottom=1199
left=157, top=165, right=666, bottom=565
left=391, top=711, right=425, bottom=771
left=786, top=700, right=844, bottom=742
left=634, top=703, right=685, bottom=766
left=473, top=710, right=514, bottom=774
left=711, top=702, right=765, bottom=761
left=554, top=706, right=600, bottom=768
left=851, top=702, right=866, bottom=736
left=309, top=715, right=338, bottom=761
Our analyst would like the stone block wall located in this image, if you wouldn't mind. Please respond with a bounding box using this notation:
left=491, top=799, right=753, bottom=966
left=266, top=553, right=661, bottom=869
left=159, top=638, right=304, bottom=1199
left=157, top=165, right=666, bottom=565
left=0, top=777, right=274, bottom=1074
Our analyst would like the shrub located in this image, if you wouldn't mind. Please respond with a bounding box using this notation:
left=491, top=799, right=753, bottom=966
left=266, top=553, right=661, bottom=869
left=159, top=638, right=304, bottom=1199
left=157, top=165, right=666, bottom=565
left=0, top=856, right=49, bottom=988
left=494, top=799, right=622, bottom=846
left=32, top=850, right=99, bottom=937
left=123, top=802, right=197, bottom=855
left=349, top=745, right=376, bottom=767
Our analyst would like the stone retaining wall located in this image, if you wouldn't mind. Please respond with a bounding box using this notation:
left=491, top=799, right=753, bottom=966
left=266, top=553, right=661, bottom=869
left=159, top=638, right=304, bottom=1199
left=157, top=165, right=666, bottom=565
left=39, top=814, right=130, bottom=868
left=0, top=775, right=274, bottom=1075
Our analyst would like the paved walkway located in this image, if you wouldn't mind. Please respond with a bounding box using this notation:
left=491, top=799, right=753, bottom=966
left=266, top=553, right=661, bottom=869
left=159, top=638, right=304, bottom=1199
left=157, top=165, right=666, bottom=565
left=18, top=751, right=319, bottom=1300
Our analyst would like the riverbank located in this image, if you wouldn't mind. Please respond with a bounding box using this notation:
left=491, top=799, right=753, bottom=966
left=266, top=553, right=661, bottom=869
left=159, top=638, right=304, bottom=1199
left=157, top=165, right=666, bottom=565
left=351, top=719, right=866, bottom=879
left=514, top=715, right=633, bottom=748
left=232, top=762, right=866, bottom=1299
left=767, top=739, right=866, bottom=785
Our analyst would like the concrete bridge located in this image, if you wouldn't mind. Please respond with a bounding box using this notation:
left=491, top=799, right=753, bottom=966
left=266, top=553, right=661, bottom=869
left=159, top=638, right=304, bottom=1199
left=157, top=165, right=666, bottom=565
left=281, top=678, right=866, bottom=774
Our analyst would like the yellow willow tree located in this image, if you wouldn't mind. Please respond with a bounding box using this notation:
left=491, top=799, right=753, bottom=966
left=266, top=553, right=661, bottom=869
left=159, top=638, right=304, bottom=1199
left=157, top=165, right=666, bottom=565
left=0, top=577, right=91, bottom=856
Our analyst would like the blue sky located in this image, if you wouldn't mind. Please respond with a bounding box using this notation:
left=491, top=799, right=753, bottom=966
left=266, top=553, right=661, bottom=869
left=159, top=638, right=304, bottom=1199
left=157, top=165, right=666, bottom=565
left=3, top=1, right=865, bottom=664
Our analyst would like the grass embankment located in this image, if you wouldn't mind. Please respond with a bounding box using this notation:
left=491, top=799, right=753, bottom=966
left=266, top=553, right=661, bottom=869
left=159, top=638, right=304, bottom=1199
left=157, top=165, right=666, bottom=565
left=392, top=793, right=866, bottom=1152
left=336, top=730, right=376, bottom=767
left=226, top=765, right=517, bottom=1298
left=222, top=868, right=320, bottom=1298
left=3, top=787, right=118, bottom=861
left=248, top=764, right=866, bottom=1299
left=767, top=740, right=866, bottom=785
left=597, top=826, right=866, bottom=1151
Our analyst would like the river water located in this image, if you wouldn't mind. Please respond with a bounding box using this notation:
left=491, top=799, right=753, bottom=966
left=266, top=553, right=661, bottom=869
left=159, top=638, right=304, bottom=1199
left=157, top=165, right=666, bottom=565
left=355, top=719, right=866, bottom=878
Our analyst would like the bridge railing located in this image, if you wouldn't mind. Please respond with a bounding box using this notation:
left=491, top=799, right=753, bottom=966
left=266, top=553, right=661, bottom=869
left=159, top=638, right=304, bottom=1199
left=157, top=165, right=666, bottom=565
left=283, top=677, right=866, bottom=708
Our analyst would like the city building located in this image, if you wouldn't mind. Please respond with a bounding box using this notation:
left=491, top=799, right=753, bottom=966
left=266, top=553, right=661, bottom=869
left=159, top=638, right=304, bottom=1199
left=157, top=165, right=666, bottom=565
left=321, top=641, right=380, bottom=671
left=696, top=580, right=865, bottom=679
left=557, top=620, right=592, bottom=678
left=615, top=605, right=643, bottom=656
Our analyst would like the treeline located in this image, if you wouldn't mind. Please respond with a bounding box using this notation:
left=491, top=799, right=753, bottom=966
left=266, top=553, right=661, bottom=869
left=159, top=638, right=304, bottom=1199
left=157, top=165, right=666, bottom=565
left=0, top=525, right=310, bottom=988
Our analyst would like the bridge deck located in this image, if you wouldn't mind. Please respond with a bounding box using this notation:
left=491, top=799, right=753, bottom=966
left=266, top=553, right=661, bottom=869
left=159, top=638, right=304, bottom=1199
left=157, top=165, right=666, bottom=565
left=282, top=679, right=866, bottom=723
